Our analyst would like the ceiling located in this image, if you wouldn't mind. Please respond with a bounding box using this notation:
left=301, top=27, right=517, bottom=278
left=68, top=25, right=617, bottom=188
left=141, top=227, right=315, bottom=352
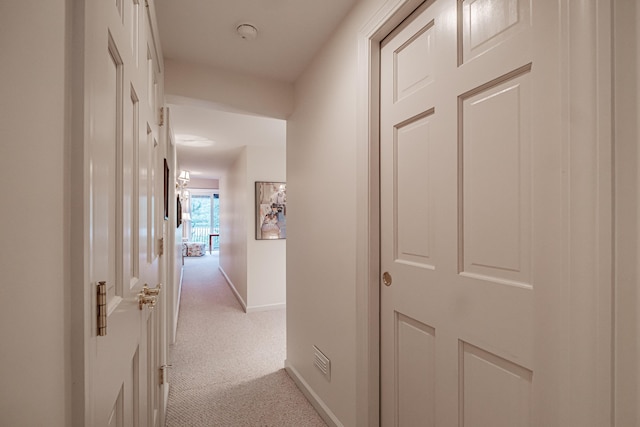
left=155, top=0, right=359, bottom=180
left=168, top=104, right=286, bottom=180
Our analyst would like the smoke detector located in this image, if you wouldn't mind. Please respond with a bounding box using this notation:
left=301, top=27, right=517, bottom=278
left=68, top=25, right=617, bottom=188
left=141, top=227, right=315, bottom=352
left=236, top=24, right=258, bottom=40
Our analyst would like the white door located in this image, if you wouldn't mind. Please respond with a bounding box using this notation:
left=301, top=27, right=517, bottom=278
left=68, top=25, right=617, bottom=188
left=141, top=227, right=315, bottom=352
left=85, top=0, right=163, bottom=425
left=380, top=0, right=576, bottom=425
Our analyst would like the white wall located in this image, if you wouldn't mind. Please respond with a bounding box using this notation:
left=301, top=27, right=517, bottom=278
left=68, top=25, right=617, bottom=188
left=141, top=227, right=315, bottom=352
left=246, top=146, right=286, bottom=310
left=285, top=1, right=386, bottom=425
left=165, top=59, right=293, bottom=119
left=0, top=1, right=70, bottom=425
left=220, top=145, right=287, bottom=311
left=220, top=148, right=249, bottom=306
left=169, top=135, right=183, bottom=345
left=188, top=177, right=219, bottom=189
left=172, top=218, right=183, bottom=342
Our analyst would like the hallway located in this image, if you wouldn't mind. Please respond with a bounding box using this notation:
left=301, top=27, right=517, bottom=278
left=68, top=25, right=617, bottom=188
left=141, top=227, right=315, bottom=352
left=165, top=253, right=326, bottom=426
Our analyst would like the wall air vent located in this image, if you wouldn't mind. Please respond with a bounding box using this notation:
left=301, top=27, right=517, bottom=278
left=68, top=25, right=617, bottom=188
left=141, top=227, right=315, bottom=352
left=313, top=345, right=331, bottom=381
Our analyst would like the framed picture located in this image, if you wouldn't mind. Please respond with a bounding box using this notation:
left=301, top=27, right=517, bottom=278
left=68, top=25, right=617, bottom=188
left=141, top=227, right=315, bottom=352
left=163, top=158, right=170, bottom=220
left=176, top=196, right=182, bottom=228
left=255, top=181, right=286, bottom=240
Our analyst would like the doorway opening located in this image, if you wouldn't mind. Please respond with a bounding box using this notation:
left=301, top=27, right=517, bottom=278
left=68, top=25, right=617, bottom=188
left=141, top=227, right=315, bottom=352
left=184, top=190, right=220, bottom=251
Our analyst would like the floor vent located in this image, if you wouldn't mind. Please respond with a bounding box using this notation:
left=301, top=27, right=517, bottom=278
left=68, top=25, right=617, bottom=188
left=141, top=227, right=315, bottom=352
left=313, top=345, right=331, bottom=381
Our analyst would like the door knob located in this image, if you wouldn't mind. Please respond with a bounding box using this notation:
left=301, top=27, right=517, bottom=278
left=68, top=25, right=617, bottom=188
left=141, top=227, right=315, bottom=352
left=143, top=283, right=162, bottom=296
left=138, top=293, right=157, bottom=310
left=382, top=272, right=392, bottom=287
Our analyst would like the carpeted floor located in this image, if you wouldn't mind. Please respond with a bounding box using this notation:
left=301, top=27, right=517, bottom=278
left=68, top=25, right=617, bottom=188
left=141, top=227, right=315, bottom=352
left=165, top=253, right=327, bottom=427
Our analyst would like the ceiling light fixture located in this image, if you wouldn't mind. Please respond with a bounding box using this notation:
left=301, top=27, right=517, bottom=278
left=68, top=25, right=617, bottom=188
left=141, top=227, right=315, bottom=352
left=178, top=170, right=191, bottom=183
left=175, top=134, right=215, bottom=148
left=177, top=170, right=191, bottom=202
left=236, top=23, right=258, bottom=40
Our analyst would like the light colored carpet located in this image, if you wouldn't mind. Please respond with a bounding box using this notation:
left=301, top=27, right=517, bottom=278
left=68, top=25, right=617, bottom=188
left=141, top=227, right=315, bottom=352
left=165, top=253, right=327, bottom=427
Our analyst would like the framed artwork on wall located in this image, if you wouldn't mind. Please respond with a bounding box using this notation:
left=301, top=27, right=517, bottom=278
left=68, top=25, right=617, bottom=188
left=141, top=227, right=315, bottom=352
left=163, top=158, right=170, bottom=220
left=255, top=181, right=286, bottom=240
left=176, top=196, right=182, bottom=228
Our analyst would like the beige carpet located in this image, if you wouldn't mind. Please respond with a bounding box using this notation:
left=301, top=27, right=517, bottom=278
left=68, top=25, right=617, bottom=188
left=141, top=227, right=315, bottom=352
left=165, top=253, right=327, bottom=427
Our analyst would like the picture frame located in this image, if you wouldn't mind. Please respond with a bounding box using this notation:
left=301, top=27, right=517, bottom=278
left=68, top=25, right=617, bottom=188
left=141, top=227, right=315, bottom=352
left=176, top=196, right=182, bottom=228
left=255, top=181, right=286, bottom=240
left=163, top=158, right=170, bottom=220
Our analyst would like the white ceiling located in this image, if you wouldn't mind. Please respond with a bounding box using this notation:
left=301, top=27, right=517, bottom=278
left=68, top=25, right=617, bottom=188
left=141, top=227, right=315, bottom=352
left=155, top=0, right=359, bottom=180
left=168, top=104, right=286, bottom=179
left=156, top=0, right=358, bottom=83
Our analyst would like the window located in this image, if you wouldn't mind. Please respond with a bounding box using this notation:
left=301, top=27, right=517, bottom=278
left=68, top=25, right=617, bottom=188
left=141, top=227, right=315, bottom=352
left=188, top=192, right=219, bottom=250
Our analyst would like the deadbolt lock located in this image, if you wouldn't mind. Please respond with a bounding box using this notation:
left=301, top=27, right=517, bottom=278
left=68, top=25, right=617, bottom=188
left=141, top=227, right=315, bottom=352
left=143, top=283, right=162, bottom=296
left=382, top=272, right=392, bottom=287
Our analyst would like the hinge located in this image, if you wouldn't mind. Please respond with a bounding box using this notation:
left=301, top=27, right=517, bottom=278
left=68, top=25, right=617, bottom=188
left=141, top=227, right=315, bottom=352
left=160, top=364, right=172, bottom=385
left=159, top=107, right=164, bottom=126
left=158, top=237, right=164, bottom=256
left=97, top=281, right=107, bottom=336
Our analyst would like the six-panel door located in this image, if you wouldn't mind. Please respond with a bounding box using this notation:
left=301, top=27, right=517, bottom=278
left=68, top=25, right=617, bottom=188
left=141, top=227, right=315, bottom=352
left=380, top=0, right=561, bottom=425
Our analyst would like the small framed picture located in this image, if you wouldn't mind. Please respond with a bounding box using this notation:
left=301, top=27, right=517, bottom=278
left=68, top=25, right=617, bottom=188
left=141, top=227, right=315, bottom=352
left=176, top=196, right=182, bottom=228
left=163, top=158, right=170, bottom=220
left=255, top=181, right=286, bottom=240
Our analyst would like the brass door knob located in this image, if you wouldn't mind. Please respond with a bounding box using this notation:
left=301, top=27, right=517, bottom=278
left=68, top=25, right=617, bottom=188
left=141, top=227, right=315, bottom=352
left=382, top=272, right=392, bottom=287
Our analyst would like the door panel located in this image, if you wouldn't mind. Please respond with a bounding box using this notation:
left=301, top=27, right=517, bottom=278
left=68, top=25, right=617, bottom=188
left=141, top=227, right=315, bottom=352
left=85, top=0, right=162, bottom=425
left=380, top=1, right=555, bottom=425
left=395, top=20, right=435, bottom=102
left=459, top=341, right=532, bottom=427
left=396, top=313, right=435, bottom=427
left=459, top=0, right=530, bottom=65
left=395, top=111, right=435, bottom=268
left=90, top=35, right=118, bottom=309
left=460, top=68, right=531, bottom=287
left=107, top=387, right=123, bottom=427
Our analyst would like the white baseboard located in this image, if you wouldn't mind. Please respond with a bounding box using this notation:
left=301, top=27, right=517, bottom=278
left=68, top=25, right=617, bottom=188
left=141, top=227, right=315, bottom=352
left=284, top=360, right=343, bottom=427
left=246, top=302, right=286, bottom=313
left=218, top=266, right=248, bottom=312
left=218, top=267, right=285, bottom=313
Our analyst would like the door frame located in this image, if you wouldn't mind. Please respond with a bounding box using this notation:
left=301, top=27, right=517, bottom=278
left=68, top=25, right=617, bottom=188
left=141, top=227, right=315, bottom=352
left=355, top=1, right=614, bottom=426
left=613, top=2, right=640, bottom=424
